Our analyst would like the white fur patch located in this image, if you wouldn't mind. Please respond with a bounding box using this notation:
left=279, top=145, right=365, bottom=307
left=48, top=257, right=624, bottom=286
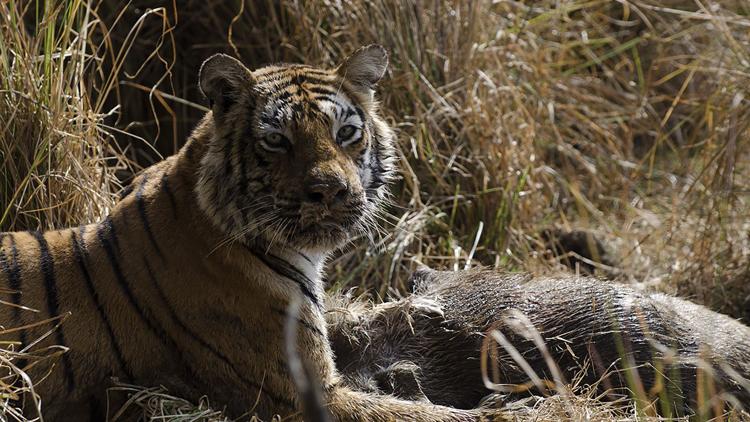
left=410, top=297, right=445, bottom=318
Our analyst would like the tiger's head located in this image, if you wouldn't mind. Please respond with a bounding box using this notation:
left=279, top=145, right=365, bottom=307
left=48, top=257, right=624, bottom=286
left=195, top=45, right=396, bottom=252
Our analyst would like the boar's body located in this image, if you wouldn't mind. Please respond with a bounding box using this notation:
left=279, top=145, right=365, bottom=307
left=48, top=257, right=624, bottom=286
left=329, top=269, right=750, bottom=411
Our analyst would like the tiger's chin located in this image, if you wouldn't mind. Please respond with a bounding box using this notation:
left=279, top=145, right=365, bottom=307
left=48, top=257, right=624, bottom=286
left=274, top=207, right=367, bottom=251
left=292, top=222, right=355, bottom=251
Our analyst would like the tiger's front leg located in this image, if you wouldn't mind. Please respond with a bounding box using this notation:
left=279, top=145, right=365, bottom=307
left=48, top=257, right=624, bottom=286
left=323, top=385, right=509, bottom=422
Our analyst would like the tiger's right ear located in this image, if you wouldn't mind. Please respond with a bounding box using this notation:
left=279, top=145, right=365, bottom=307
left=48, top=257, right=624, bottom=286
left=337, top=44, right=388, bottom=92
left=199, top=54, right=254, bottom=112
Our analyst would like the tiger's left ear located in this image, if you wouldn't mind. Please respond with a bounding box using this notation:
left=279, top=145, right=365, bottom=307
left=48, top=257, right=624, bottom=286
left=337, top=44, right=388, bottom=91
left=199, top=54, right=255, bottom=113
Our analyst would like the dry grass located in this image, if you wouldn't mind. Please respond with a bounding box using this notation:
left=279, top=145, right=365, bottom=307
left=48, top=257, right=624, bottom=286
left=2, top=0, right=750, bottom=420
left=99, top=0, right=750, bottom=316
left=105, top=383, right=232, bottom=422
left=0, top=1, right=130, bottom=232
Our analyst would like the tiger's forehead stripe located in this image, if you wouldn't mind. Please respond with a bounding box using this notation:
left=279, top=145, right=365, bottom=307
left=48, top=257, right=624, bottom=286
left=256, top=70, right=339, bottom=92
left=253, top=64, right=332, bottom=78
left=253, top=67, right=365, bottom=135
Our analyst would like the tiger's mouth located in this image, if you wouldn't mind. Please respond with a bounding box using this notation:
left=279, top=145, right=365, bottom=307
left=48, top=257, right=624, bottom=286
left=284, top=204, right=366, bottom=249
left=295, top=214, right=360, bottom=246
left=246, top=194, right=370, bottom=250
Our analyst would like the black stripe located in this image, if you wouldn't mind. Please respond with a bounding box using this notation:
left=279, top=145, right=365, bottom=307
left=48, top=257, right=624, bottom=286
left=9, top=235, right=26, bottom=368
left=271, top=307, right=325, bottom=338
left=97, top=221, right=202, bottom=382
left=31, top=231, right=75, bottom=391
left=290, top=102, right=304, bottom=119
left=298, top=252, right=314, bottom=265
left=100, top=217, right=121, bottom=254
left=142, top=257, right=295, bottom=408
left=7, top=235, right=21, bottom=295
left=96, top=223, right=235, bottom=406
left=97, top=221, right=158, bottom=340
left=312, top=95, right=349, bottom=112
left=0, top=234, right=27, bottom=368
left=296, top=75, right=337, bottom=87
left=259, top=115, right=281, bottom=128
left=270, top=89, right=296, bottom=103
left=257, top=66, right=331, bottom=79
left=119, top=183, right=135, bottom=200
left=256, top=67, right=301, bottom=80
left=344, top=107, right=357, bottom=120
left=268, top=74, right=337, bottom=91
left=271, top=106, right=287, bottom=123
left=298, top=68, right=333, bottom=77
left=306, top=86, right=340, bottom=97
left=72, top=226, right=131, bottom=380
left=100, top=220, right=245, bottom=396
left=246, top=246, right=321, bottom=309
left=97, top=220, right=291, bottom=406
left=353, top=105, right=365, bottom=123
left=135, top=176, right=164, bottom=261
left=160, top=172, right=179, bottom=219
left=305, top=100, right=323, bottom=115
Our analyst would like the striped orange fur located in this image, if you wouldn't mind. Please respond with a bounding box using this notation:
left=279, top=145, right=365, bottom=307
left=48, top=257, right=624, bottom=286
left=0, top=45, right=510, bottom=421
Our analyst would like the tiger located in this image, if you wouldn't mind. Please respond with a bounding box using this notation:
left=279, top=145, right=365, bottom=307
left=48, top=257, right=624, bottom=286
left=0, top=45, right=511, bottom=421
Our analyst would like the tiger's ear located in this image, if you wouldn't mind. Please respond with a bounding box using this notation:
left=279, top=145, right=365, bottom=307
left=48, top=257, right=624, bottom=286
left=199, top=54, right=254, bottom=112
left=337, top=44, right=388, bottom=91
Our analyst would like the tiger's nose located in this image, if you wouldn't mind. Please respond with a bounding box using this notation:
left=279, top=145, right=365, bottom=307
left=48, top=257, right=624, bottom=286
left=305, top=178, right=349, bottom=205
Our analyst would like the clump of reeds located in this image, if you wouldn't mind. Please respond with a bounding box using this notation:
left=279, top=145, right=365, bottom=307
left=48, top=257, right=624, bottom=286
left=107, top=383, right=232, bottom=422
left=0, top=1, right=125, bottom=419
left=0, top=1, right=132, bottom=232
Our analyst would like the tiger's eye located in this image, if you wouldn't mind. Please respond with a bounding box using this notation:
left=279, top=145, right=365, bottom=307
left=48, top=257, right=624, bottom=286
left=337, top=125, right=359, bottom=144
left=262, top=132, right=289, bottom=152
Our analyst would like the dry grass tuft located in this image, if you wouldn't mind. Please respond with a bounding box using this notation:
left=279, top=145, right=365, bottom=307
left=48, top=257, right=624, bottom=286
left=0, top=1, right=127, bottom=419
left=107, top=382, right=750, bottom=422
left=0, top=1, right=131, bottom=232
left=107, top=383, right=232, bottom=422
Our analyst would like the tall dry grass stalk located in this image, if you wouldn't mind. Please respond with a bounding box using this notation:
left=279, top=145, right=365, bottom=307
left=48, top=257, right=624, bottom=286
left=0, top=1, right=131, bottom=232
left=0, top=1, right=121, bottom=419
